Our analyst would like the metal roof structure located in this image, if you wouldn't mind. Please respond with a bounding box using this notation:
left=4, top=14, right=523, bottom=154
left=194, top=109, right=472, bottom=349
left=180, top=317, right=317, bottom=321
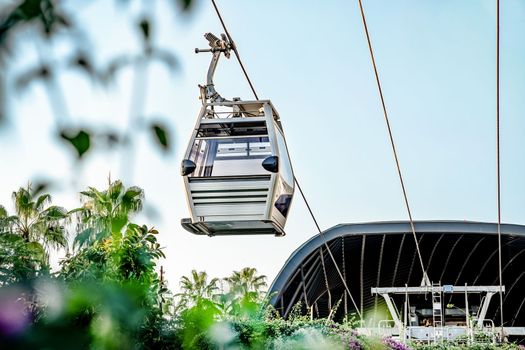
left=269, top=221, right=525, bottom=330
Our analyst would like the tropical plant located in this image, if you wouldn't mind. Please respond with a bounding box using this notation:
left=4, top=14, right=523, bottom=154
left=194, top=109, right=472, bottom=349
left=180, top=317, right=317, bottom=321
left=224, top=267, right=267, bottom=299
left=176, top=270, right=219, bottom=312
left=0, top=186, right=68, bottom=285
left=0, top=230, right=47, bottom=285
left=59, top=181, right=170, bottom=332
left=60, top=223, right=164, bottom=283
left=7, top=185, right=68, bottom=253
left=72, top=180, right=144, bottom=248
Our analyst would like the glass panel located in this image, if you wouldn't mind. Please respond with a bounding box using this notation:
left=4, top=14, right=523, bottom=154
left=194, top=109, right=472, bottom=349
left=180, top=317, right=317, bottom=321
left=275, top=128, right=294, bottom=186
left=275, top=194, right=293, bottom=217
left=189, top=137, right=272, bottom=177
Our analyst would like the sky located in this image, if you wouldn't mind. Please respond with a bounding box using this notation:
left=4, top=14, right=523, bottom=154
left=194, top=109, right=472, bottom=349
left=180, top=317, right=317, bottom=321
left=1, top=0, right=525, bottom=292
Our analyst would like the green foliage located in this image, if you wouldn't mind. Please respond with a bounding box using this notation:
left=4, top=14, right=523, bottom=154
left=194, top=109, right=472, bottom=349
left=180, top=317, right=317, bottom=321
left=151, top=122, right=171, bottom=153
left=10, top=185, right=68, bottom=250
left=1, top=0, right=185, bottom=167
left=0, top=0, right=70, bottom=49
left=0, top=182, right=522, bottom=349
left=60, top=223, right=164, bottom=287
left=176, top=270, right=219, bottom=312
left=72, top=180, right=144, bottom=248
left=225, top=267, right=267, bottom=298
left=0, top=279, right=175, bottom=350
left=0, top=180, right=175, bottom=348
left=0, top=185, right=68, bottom=285
left=60, top=129, right=91, bottom=159
left=0, top=233, right=48, bottom=285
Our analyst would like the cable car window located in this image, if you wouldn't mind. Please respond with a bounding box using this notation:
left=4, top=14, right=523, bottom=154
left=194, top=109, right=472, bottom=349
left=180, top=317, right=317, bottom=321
left=275, top=128, right=293, bottom=186
left=189, top=137, right=272, bottom=177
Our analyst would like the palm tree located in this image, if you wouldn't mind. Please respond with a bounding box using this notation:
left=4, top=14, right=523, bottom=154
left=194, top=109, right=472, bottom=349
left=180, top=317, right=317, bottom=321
left=73, top=180, right=144, bottom=248
left=224, top=267, right=267, bottom=298
left=176, top=270, right=219, bottom=310
left=8, top=185, right=68, bottom=254
left=0, top=205, right=8, bottom=234
left=0, top=187, right=68, bottom=284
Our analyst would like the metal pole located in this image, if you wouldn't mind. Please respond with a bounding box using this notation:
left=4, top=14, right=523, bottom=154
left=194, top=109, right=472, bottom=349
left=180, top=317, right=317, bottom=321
left=465, top=283, right=471, bottom=345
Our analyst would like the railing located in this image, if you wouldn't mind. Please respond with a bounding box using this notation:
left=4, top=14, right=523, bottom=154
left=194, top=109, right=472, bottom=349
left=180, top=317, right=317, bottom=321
left=362, top=320, right=498, bottom=345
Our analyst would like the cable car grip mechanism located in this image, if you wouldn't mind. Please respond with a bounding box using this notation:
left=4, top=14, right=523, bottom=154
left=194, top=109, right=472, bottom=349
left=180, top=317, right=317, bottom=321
left=195, top=32, right=233, bottom=104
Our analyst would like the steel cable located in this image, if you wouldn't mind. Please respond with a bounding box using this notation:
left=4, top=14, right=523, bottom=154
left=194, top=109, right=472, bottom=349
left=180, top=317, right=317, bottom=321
left=496, top=0, right=505, bottom=334
left=209, top=0, right=363, bottom=320
left=356, top=0, right=429, bottom=284
left=210, top=0, right=259, bottom=100
left=295, top=178, right=362, bottom=319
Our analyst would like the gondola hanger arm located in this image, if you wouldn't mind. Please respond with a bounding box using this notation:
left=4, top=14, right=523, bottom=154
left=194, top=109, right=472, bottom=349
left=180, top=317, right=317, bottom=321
left=195, top=32, right=232, bottom=104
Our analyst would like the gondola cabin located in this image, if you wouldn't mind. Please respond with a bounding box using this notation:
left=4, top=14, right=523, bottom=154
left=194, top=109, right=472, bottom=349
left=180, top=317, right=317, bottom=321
left=181, top=100, right=294, bottom=236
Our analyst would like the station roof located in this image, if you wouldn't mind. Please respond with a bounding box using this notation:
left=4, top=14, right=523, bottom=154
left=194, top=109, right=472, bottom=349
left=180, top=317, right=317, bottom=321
left=269, top=220, right=525, bottom=326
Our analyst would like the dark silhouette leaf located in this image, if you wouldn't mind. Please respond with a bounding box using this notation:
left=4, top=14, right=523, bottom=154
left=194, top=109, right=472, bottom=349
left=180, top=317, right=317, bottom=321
left=15, top=64, right=51, bottom=91
left=138, top=18, right=150, bottom=44
left=150, top=123, right=170, bottom=152
left=177, top=0, right=194, bottom=11
left=69, top=52, right=98, bottom=80
left=60, top=129, right=91, bottom=159
left=31, top=180, right=50, bottom=197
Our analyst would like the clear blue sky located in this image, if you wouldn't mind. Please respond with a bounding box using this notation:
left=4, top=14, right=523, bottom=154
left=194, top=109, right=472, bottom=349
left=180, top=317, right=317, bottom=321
left=1, top=0, right=524, bottom=290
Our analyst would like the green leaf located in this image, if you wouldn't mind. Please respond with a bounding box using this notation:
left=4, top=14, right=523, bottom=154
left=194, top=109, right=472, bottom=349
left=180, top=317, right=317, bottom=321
left=26, top=241, right=46, bottom=259
left=42, top=206, right=68, bottom=219
left=35, top=193, right=51, bottom=211
left=138, top=18, right=150, bottom=44
left=111, top=215, right=127, bottom=234
left=67, top=207, right=84, bottom=215
left=176, top=0, right=193, bottom=11
left=74, top=227, right=94, bottom=248
left=150, top=123, right=170, bottom=152
left=60, top=129, right=91, bottom=159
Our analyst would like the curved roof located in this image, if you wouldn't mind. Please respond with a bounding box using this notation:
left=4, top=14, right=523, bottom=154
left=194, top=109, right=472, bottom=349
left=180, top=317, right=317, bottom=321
left=269, top=220, right=525, bottom=326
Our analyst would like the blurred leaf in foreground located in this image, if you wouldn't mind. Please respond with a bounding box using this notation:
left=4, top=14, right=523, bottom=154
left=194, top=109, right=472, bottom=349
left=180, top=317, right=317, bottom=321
left=150, top=122, right=171, bottom=153
left=60, top=129, right=91, bottom=159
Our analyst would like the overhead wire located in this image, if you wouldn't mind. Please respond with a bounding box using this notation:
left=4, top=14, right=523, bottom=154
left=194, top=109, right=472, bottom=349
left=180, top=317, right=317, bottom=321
left=209, top=0, right=508, bottom=332
left=496, top=0, right=505, bottom=334
left=295, top=179, right=362, bottom=318
left=210, top=0, right=259, bottom=100
left=209, top=0, right=363, bottom=320
left=356, top=0, right=429, bottom=284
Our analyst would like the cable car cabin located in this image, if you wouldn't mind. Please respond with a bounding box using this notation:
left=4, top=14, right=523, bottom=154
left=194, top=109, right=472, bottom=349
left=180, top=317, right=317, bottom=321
left=181, top=100, right=294, bottom=236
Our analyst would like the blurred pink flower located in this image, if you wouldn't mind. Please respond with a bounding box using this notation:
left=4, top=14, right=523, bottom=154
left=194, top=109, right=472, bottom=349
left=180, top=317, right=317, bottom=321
left=0, top=289, right=31, bottom=337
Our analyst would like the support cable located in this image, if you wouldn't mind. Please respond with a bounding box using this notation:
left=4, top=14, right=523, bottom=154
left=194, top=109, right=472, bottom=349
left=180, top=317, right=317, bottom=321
left=209, top=0, right=363, bottom=320
left=496, top=0, right=505, bottom=335
left=210, top=0, right=259, bottom=100
left=319, top=247, right=332, bottom=313
left=356, top=0, right=429, bottom=285
left=295, top=178, right=362, bottom=319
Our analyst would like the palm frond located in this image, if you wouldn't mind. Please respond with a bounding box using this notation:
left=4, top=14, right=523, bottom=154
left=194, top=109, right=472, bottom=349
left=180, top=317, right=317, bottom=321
left=35, top=193, right=52, bottom=211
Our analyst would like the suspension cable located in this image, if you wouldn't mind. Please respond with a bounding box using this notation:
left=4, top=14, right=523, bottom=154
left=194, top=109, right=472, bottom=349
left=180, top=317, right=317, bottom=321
left=209, top=0, right=363, bottom=320
left=356, top=0, right=429, bottom=285
left=295, top=177, right=362, bottom=319
left=496, top=0, right=505, bottom=334
left=210, top=0, right=259, bottom=100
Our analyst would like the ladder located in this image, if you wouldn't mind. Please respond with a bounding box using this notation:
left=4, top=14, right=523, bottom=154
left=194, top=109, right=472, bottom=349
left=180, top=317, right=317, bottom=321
left=432, top=282, right=443, bottom=341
